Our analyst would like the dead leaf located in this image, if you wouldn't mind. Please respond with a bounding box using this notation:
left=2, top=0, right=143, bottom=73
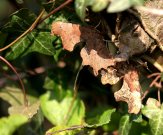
left=117, top=16, right=153, bottom=60
left=51, top=22, right=81, bottom=51
left=114, top=67, right=141, bottom=114
left=51, top=22, right=115, bottom=75
left=101, top=67, right=120, bottom=85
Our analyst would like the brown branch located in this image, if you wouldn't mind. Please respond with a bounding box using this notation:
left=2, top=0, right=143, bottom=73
left=148, top=73, right=161, bottom=78
left=0, top=56, right=28, bottom=106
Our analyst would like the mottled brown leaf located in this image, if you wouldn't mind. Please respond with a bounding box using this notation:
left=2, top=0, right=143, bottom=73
left=138, top=0, right=163, bottom=51
left=114, top=67, right=141, bottom=114
left=51, top=22, right=115, bottom=75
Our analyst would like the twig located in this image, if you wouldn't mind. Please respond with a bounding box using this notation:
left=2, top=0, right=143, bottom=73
left=148, top=73, right=160, bottom=78
left=0, top=9, right=45, bottom=52
left=141, top=89, right=150, bottom=100
left=141, top=55, right=163, bottom=72
left=0, top=56, right=28, bottom=106
left=46, top=125, right=84, bottom=135
left=39, top=0, right=73, bottom=23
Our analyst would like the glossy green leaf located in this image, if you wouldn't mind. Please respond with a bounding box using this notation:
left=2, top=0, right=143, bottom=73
left=107, top=0, right=144, bottom=13
left=119, top=115, right=132, bottom=135
left=2, top=9, right=36, bottom=34
left=40, top=91, right=85, bottom=126
left=5, top=31, right=56, bottom=60
left=1, top=8, right=56, bottom=60
left=0, top=114, right=28, bottom=135
left=142, top=98, right=163, bottom=135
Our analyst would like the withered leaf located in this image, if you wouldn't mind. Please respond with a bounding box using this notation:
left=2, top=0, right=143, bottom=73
left=101, top=67, right=120, bottom=85
left=138, top=0, right=163, bottom=51
left=114, top=67, right=141, bottom=114
left=51, top=22, right=115, bottom=75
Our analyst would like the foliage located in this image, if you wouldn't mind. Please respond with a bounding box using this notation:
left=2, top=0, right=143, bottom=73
left=0, top=0, right=162, bottom=135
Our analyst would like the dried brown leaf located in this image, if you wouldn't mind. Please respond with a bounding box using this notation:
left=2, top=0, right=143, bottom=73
left=51, top=22, right=115, bottom=75
left=117, top=16, right=153, bottom=60
left=138, top=0, right=163, bottom=51
left=114, top=67, right=141, bottom=114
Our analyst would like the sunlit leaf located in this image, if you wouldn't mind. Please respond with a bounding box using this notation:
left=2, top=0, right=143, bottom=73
left=0, top=87, right=37, bottom=106
left=40, top=91, right=85, bottom=126
left=107, top=0, right=144, bottom=13
left=85, top=107, right=115, bottom=127
left=9, top=101, right=40, bottom=119
left=91, top=0, right=109, bottom=12
left=75, top=0, right=87, bottom=21
left=0, top=114, right=28, bottom=135
left=46, top=125, right=81, bottom=135
left=142, top=98, right=163, bottom=135
left=119, top=115, right=132, bottom=135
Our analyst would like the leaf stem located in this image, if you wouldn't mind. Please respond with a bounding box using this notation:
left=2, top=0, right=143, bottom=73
left=0, top=56, right=28, bottom=107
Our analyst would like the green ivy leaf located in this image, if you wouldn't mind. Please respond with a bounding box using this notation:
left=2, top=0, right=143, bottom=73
left=5, top=31, right=56, bottom=60
left=119, top=115, right=132, bottom=135
left=75, top=0, right=109, bottom=20
left=2, top=8, right=56, bottom=60
left=91, top=0, right=109, bottom=12
left=107, top=0, right=144, bottom=13
left=75, top=0, right=87, bottom=21
left=2, top=9, right=36, bottom=35
left=0, top=114, right=28, bottom=135
left=85, top=107, right=116, bottom=127
left=142, top=98, right=163, bottom=135
left=40, top=91, right=85, bottom=126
